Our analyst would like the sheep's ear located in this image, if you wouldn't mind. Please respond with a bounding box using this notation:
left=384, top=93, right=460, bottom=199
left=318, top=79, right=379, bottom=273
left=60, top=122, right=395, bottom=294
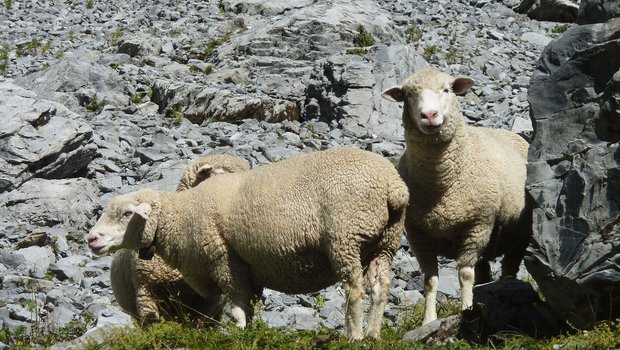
left=382, top=86, right=404, bottom=102
left=452, top=77, right=474, bottom=95
left=195, top=164, right=215, bottom=184
left=130, top=202, right=152, bottom=220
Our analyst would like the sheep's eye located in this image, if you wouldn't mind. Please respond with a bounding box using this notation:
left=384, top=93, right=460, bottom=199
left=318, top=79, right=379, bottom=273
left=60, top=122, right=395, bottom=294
left=122, top=211, right=133, bottom=218
left=443, top=88, right=450, bottom=93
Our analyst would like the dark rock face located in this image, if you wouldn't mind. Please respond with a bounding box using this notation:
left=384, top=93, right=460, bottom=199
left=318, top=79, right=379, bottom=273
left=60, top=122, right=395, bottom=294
left=525, top=17, right=620, bottom=329
left=459, top=280, right=562, bottom=343
left=515, top=0, right=579, bottom=23
left=577, top=0, right=620, bottom=24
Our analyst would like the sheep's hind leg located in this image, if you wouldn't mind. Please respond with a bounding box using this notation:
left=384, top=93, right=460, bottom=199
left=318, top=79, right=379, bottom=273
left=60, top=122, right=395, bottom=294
left=328, top=241, right=364, bottom=341
left=365, top=254, right=391, bottom=339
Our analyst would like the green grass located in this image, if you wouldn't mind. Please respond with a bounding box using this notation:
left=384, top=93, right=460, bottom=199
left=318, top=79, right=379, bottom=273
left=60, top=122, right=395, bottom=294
left=1, top=298, right=619, bottom=350
left=77, top=316, right=619, bottom=350
left=3, top=0, right=12, bottom=9
left=552, top=23, right=571, bottom=34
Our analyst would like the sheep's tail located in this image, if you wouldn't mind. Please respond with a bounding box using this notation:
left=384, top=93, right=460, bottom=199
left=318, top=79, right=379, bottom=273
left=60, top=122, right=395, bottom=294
left=365, top=177, right=409, bottom=302
left=381, top=178, right=409, bottom=256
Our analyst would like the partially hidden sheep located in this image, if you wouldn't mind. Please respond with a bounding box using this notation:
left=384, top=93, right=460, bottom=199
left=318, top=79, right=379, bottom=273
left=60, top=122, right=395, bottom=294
left=382, top=68, right=532, bottom=325
left=110, top=154, right=249, bottom=326
left=88, top=147, right=409, bottom=340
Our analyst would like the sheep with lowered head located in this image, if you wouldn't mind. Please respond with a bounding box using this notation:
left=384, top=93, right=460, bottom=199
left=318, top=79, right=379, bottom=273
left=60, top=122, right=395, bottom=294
left=87, top=147, right=409, bottom=340
left=382, top=68, right=532, bottom=325
left=110, top=154, right=249, bottom=326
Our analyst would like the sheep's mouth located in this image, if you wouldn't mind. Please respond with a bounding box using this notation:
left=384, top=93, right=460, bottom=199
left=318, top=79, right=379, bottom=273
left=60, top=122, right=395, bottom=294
left=420, top=124, right=442, bottom=134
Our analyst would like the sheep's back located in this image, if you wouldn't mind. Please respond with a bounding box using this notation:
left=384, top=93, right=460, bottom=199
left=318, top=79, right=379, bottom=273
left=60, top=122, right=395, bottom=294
left=211, top=147, right=403, bottom=293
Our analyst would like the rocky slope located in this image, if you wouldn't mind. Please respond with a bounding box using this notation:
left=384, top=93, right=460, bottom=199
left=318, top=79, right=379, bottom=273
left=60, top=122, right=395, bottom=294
left=0, top=0, right=565, bottom=346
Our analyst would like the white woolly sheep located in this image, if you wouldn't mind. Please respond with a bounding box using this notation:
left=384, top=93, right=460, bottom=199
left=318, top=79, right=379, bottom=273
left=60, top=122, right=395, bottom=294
left=382, top=68, right=532, bottom=325
left=110, top=154, right=249, bottom=326
left=87, top=147, right=409, bottom=340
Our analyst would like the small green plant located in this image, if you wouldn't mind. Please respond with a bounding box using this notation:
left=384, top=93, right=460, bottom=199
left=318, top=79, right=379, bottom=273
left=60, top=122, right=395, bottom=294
left=41, top=41, right=52, bottom=55
left=552, top=23, right=571, bottom=34
left=86, top=0, right=94, bottom=9
left=170, top=107, right=184, bottom=125
left=445, top=46, right=460, bottom=65
left=404, top=25, right=423, bottom=43
left=26, top=38, right=41, bottom=56
left=422, top=44, right=439, bottom=61
left=354, top=24, right=375, bottom=47
left=3, top=0, right=13, bottom=9
left=109, top=28, right=124, bottom=46
left=169, top=28, right=183, bottom=37
left=0, top=43, right=9, bottom=76
left=129, top=94, right=143, bottom=104
left=346, top=47, right=366, bottom=56
left=85, top=94, right=105, bottom=113
left=315, top=295, right=326, bottom=310
left=202, top=32, right=230, bottom=58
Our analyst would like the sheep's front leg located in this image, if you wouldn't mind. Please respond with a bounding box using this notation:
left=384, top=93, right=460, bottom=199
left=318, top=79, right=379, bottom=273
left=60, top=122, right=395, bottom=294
left=212, top=251, right=254, bottom=329
left=408, top=229, right=438, bottom=325
left=457, top=226, right=491, bottom=311
left=419, top=254, right=439, bottom=325
left=136, top=286, right=160, bottom=327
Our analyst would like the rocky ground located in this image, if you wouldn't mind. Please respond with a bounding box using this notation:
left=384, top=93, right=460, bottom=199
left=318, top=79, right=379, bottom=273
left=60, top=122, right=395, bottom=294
left=0, top=0, right=568, bottom=347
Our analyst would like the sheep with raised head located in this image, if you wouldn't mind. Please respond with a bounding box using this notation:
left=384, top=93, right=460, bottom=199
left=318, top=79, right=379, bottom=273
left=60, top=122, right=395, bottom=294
left=110, top=154, right=249, bottom=326
left=88, top=147, right=409, bottom=340
left=382, top=68, right=532, bottom=325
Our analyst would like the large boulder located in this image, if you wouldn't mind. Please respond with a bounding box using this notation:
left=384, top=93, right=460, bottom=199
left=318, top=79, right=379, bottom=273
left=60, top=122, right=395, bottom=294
left=13, top=48, right=127, bottom=111
left=525, top=15, right=620, bottom=329
left=0, top=178, right=100, bottom=231
left=0, top=83, right=96, bottom=193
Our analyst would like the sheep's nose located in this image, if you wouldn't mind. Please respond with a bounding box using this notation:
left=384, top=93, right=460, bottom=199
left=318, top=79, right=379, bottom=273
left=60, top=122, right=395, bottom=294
left=87, top=234, right=99, bottom=244
left=420, top=109, right=439, bottom=121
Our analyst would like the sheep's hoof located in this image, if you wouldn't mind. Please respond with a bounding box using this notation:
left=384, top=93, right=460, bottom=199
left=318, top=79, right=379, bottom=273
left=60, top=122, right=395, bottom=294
left=366, top=330, right=381, bottom=340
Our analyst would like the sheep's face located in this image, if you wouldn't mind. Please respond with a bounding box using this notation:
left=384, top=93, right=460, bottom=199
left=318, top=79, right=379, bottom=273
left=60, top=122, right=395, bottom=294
left=87, top=193, right=154, bottom=256
left=382, top=69, right=474, bottom=136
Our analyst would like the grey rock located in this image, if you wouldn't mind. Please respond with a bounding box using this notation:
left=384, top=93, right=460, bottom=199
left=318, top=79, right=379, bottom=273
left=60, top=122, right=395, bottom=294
left=305, top=44, right=427, bottom=140
left=514, top=0, right=578, bottom=22
left=0, top=246, right=55, bottom=275
left=94, top=307, right=133, bottom=327
left=0, top=178, right=100, bottom=230
left=525, top=17, right=620, bottom=329
left=520, top=32, right=553, bottom=47
left=47, top=306, right=77, bottom=330
left=402, top=315, right=460, bottom=345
